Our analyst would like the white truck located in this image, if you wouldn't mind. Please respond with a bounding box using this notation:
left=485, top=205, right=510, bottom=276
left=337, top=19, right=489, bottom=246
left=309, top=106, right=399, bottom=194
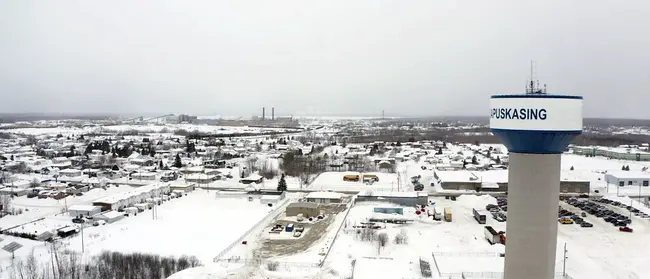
left=484, top=225, right=506, bottom=245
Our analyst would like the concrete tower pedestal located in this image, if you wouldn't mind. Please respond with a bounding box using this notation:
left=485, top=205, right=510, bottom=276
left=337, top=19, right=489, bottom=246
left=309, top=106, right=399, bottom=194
left=490, top=94, right=583, bottom=279
left=504, top=153, right=561, bottom=279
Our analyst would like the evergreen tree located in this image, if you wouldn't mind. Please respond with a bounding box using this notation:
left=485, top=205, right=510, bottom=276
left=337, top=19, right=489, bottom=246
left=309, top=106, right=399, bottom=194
left=277, top=174, right=287, bottom=192
left=174, top=154, right=182, bottom=168
left=570, top=166, right=574, bottom=171
left=471, top=155, right=478, bottom=165
left=622, top=165, right=627, bottom=171
left=437, top=147, right=443, bottom=155
left=495, top=156, right=501, bottom=164
left=159, top=160, right=164, bottom=169
left=10, top=154, right=14, bottom=161
left=150, top=147, right=156, bottom=157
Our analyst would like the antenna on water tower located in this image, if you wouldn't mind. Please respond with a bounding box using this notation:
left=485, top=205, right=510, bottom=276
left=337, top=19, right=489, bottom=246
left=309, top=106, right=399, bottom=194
left=526, top=61, right=546, bottom=95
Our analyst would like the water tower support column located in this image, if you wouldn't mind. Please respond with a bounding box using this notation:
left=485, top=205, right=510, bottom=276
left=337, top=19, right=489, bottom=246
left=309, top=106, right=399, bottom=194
left=490, top=94, right=583, bottom=279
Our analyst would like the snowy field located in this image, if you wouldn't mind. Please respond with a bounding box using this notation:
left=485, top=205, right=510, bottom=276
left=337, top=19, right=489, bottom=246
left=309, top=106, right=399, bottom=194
left=54, top=190, right=274, bottom=264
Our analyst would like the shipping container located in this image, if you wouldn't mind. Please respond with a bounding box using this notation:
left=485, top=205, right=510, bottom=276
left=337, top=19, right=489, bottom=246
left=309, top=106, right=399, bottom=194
left=473, top=208, right=488, bottom=224
left=444, top=207, right=452, bottom=222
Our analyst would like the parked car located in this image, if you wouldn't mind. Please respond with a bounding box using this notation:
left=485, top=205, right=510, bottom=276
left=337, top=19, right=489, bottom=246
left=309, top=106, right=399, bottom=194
left=559, top=218, right=573, bottom=224
left=580, top=222, right=593, bottom=228
left=93, top=220, right=106, bottom=226
left=72, top=218, right=85, bottom=224
left=619, top=226, right=633, bottom=233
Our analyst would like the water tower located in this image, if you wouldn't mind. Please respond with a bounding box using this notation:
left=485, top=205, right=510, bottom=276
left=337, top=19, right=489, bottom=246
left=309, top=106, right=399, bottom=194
left=490, top=79, right=582, bottom=279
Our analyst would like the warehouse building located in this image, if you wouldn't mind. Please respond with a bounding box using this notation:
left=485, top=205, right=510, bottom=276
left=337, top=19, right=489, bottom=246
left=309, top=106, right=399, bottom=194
left=68, top=205, right=102, bottom=218
left=356, top=190, right=428, bottom=207
left=604, top=171, right=650, bottom=187
left=434, top=170, right=590, bottom=193
left=573, top=146, right=650, bottom=161
left=305, top=191, right=344, bottom=204
left=286, top=202, right=319, bottom=218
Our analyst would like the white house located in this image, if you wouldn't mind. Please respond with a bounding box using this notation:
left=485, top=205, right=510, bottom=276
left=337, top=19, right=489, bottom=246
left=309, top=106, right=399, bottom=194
left=604, top=171, right=650, bottom=187
left=68, top=205, right=102, bottom=218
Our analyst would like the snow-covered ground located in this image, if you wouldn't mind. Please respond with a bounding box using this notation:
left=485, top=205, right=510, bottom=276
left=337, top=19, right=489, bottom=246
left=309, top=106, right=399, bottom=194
left=0, top=190, right=277, bottom=279
left=557, top=194, right=650, bottom=279
left=325, top=196, right=505, bottom=278
left=3, top=124, right=297, bottom=136
left=58, top=190, right=274, bottom=264
left=308, top=172, right=400, bottom=192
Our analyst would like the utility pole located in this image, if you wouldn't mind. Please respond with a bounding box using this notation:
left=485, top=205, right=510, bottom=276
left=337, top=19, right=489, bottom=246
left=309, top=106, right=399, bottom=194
left=80, top=224, right=85, bottom=253
left=562, top=243, right=567, bottom=277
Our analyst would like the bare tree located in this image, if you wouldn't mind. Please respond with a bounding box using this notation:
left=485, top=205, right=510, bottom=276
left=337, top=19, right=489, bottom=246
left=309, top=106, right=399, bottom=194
left=394, top=229, right=409, bottom=245
left=1, top=194, right=11, bottom=214
left=378, top=233, right=389, bottom=247
left=359, top=227, right=377, bottom=242
left=245, top=156, right=259, bottom=173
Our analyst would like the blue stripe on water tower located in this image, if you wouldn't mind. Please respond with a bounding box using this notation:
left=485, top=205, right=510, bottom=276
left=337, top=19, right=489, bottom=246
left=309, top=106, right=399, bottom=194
left=489, top=94, right=583, bottom=154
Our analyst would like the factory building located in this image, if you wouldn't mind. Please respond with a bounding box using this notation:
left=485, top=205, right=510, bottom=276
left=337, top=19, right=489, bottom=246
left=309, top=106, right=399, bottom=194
left=573, top=146, right=650, bottom=161
left=434, top=169, right=590, bottom=194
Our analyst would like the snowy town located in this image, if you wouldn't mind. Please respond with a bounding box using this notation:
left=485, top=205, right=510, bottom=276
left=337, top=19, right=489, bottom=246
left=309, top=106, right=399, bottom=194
left=0, top=117, right=649, bottom=279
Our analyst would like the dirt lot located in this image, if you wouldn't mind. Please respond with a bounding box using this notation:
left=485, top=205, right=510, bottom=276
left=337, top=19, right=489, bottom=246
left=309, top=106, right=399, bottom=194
left=254, top=203, right=347, bottom=259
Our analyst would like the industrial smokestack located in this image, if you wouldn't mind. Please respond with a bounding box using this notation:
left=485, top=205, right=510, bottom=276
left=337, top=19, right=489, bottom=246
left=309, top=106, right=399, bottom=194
left=272, top=107, right=275, bottom=120
left=262, top=107, right=265, bottom=120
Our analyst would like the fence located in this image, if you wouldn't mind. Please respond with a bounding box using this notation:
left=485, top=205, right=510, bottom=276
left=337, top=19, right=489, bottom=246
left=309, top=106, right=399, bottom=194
left=214, top=258, right=320, bottom=270
left=440, top=271, right=574, bottom=279
left=318, top=197, right=356, bottom=267
left=432, top=251, right=502, bottom=258
left=213, top=197, right=292, bottom=262
left=431, top=252, right=442, bottom=277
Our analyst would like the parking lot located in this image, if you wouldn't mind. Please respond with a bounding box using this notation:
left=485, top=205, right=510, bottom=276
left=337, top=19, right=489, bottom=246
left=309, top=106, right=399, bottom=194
left=558, top=197, right=650, bottom=233
left=253, top=203, right=347, bottom=259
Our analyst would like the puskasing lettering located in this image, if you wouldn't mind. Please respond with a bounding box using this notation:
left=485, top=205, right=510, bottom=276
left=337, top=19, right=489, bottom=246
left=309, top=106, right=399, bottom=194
left=490, top=108, right=547, bottom=120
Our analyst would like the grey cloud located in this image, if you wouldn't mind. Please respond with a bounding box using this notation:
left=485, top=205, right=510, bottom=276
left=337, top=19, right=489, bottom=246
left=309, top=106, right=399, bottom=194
left=1, top=0, right=649, bottom=118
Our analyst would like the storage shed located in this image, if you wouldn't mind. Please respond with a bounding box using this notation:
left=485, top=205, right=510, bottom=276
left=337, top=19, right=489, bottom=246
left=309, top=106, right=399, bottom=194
left=305, top=191, right=343, bottom=203
left=94, top=210, right=124, bottom=223
left=286, top=202, right=319, bottom=218
left=604, top=171, right=650, bottom=188
left=356, top=191, right=427, bottom=207
left=68, top=205, right=102, bottom=218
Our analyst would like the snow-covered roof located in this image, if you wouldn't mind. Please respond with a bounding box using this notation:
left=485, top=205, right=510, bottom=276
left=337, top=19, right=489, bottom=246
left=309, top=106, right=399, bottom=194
left=305, top=191, right=344, bottom=200
left=68, top=205, right=101, bottom=212
left=94, top=183, right=169, bottom=204
left=357, top=190, right=425, bottom=198
left=436, top=170, right=477, bottom=183
left=605, top=171, right=650, bottom=180
left=101, top=210, right=124, bottom=219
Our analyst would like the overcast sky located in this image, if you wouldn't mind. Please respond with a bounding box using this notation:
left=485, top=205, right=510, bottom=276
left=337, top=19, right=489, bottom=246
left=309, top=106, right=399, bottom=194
left=1, top=1, right=649, bottom=118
